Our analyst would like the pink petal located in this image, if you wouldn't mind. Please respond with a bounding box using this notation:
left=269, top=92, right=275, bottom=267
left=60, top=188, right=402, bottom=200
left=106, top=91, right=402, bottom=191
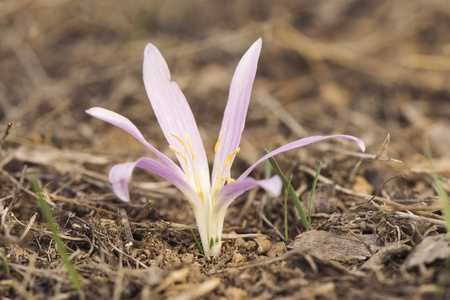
left=109, top=157, right=202, bottom=207
left=143, top=43, right=210, bottom=196
left=239, top=135, right=366, bottom=179
left=86, top=107, right=183, bottom=176
left=214, top=175, right=282, bottom=207
left=211, top=38, right=262, bottom=186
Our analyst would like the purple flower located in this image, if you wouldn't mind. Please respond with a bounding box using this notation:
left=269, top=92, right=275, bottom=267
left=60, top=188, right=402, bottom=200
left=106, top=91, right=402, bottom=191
left=86, top=39, right=365, bottom=256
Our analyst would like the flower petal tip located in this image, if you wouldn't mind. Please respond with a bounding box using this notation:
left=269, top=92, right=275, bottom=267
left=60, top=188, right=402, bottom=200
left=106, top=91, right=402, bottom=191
left=250, top=38, right=262, bottom=53
left=85, top=107, right=99, bottom=116
left=85, top=107, right=111, bottom=120
left=112, top=180, right=131, bottom=202
left=109, top=163, right=134, bottom=203
left=144, top=43, right=157, bottom=55
left=357, top=140, right=366, bottom=152
left=267, top=175, right=283, bottom=197
left=111, top=183, right=131, bottom=203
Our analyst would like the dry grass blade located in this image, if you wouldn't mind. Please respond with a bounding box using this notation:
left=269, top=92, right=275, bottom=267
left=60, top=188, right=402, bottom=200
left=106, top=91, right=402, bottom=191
left=375, top=134, right=391, bottom=159
left=299, top=165, right=441, bottom=213
left=168, top=278, right=221, bottom=300
left=8, top=164, right=27, bottom=210
left=0, top=122, right=12, bottom=154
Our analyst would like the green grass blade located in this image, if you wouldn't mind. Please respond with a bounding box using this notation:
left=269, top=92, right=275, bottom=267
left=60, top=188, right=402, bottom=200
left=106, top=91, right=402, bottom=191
left=0, top=250, right=10, bottom=275
left=190, top=229, right=204, bottom=256
left=307, top=161, right=322, bottom=224
left=425, top=142, right=450, bottom=300
left=30, top=176, right=84, bottom=299
left=425, top=143, right=450, bottom=235
left=265, top=157, right=273, bottom=221
left=284, top=175, right=293, bottom=241
left=265, top=149, right=310, bottom=230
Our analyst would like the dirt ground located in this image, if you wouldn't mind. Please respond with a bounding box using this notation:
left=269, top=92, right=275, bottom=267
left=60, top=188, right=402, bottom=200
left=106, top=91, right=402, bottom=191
left=1, top=0, right=450, bottom=299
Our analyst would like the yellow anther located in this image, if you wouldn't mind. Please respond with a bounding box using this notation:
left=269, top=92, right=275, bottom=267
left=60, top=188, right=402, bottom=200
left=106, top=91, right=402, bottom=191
left=212, top=163, right=222, bottom=206
left=185, top=132, right=195, bottom=160
left=225, top=148, right=240, bottom=167
left=169, top=145, right=188, bottom=165
left=215, top=129, right=226, bottom=153
left=170, top=131, right=187, bottom=151
left=221, top=177, right=235, bottom=184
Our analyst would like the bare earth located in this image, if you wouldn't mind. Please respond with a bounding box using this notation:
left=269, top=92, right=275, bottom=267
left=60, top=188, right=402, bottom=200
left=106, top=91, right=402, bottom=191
left=1, top=1, right=450, bottom=299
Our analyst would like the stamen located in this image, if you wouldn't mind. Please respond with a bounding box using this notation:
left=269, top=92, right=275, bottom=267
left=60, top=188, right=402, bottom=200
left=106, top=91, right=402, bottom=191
left=169, top=145, right=188, bottom=165
left=194, top=172, right=203, bottom=202
left=221, top=177, right=235, bottom=184
left=214, top=129, right=226, bottom=153
left=170, top=131, right=187, bottom=151
left=212, top=162, right=222, bottom=206
left=181, top=131, right=202, bottom=201
left=185, top=132, right=195, bottom=160
left=225, top=148, right=240, bottom=167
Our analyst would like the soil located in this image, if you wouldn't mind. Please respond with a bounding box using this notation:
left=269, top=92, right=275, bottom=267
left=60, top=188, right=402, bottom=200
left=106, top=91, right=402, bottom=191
left=1, top=1, right=450, bottom=299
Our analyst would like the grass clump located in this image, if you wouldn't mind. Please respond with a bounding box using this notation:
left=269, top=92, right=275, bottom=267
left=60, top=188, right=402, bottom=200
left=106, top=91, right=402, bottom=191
left=266, top=150, right=322, bottom=232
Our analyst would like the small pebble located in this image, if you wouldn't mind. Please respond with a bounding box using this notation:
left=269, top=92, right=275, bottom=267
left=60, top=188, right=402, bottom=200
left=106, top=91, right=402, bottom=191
left=235, top=238, right=246, bottom=247
left=245, top=240, right=257, bottom=251
left=232, top=252, right=245, bottom=264
left=254, top=236, right=272, bottom=254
